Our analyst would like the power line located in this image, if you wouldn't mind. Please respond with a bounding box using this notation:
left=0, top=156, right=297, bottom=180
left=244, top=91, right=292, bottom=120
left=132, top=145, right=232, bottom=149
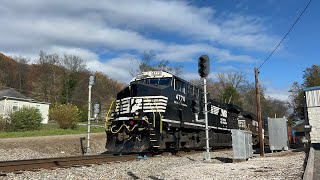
left=258, top=0, right=313, bottom=69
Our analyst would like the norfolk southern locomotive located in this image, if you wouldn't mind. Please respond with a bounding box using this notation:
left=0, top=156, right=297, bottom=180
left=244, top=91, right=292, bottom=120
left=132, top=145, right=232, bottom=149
left=105, top=71, right=263, bottom=153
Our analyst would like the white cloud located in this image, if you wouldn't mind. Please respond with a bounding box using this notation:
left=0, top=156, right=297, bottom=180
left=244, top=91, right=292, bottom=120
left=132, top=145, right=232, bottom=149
left=0, top=0, right=278, bottom=54
left=87, top=55, right=137, bottom=83
left=157, top=44, right=257, bottom=63
left=0, top=0, right=280, bottom=83
left=47, top=46, right=99, bottom=62
left=265, top=88, right=290, bottom=101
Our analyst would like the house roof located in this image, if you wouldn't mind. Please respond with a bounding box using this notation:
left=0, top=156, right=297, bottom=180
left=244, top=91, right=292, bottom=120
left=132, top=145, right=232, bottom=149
left=304, top=85, right=320, bottom=92
left=0, top=89, right=50, bottom=104
left=0, top=88, right=30, bottom=99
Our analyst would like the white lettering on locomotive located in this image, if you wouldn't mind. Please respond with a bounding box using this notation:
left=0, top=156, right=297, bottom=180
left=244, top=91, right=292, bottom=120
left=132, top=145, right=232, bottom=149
left=150, top=71, right=162, bottom=76
left=175, top=94, right=185, bottom=102
left=210, top=105, right=227, bottom=118
left=210, top=105, right=228, bottom=125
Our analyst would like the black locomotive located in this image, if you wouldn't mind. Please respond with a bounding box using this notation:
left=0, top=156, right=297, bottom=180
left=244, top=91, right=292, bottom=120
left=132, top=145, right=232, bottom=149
left=105, top=71, right=264, bottom=153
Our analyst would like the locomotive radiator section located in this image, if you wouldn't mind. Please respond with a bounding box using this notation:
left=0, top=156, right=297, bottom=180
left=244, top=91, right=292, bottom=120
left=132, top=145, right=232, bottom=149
left=105, top=96, right=168, bottom=153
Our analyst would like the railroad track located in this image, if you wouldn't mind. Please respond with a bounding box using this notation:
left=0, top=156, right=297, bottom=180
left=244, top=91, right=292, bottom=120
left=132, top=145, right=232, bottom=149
left=0, top=149, right=230, bottom=175
left=0, top=154, right=136, bottom=174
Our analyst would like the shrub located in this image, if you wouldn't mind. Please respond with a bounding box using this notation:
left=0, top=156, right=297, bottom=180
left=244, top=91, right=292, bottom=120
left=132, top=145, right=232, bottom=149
left=9, top=106, right=43, bottom=131
left=78, top=104, right=88, bottom=122
left=49, top=104, right=81, bottom=129
left=0, top=116, right=8, bottom=131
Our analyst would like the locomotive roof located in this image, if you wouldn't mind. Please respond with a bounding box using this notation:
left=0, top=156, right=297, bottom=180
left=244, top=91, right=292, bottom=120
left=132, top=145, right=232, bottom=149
left=130, top=71, right=192, bottom=85
left=130, top=71, right=174, bottom=82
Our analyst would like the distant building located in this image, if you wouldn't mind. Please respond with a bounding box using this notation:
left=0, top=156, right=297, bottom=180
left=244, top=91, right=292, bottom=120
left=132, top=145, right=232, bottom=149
left=0, top=88, right=50, bottom=124
left=304, top=86, right=320, bottom=143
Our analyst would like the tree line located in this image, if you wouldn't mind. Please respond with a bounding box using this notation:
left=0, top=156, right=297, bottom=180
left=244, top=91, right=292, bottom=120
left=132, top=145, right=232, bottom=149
left=133, top=51, right=290, bottom=124
left=289, top=65, right=320, bottom=125
left=1, top=50, right=296, bottom=125
left=0, top=52, right=123, bottom=121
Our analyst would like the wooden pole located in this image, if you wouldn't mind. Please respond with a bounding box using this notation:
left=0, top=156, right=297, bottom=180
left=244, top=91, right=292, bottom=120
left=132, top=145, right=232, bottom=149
left=254, top=67, right=264, bottom=157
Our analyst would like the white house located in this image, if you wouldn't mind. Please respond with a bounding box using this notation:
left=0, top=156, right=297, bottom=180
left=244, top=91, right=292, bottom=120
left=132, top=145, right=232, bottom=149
left=0, top=89, right=50, bottom=124
left=304, top=86, right=320, bottom=143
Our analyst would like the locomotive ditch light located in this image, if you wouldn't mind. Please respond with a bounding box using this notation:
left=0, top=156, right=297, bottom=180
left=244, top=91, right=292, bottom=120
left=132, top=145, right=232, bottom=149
left=135, top=110, right=139, bottom=115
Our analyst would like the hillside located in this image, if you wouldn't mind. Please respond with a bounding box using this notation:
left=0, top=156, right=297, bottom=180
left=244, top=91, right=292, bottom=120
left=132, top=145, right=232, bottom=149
left=0, top=52, right=124, bottom=121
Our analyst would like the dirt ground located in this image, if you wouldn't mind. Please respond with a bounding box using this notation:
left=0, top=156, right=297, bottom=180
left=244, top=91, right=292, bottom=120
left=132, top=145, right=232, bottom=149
left=0, top=133, right=106, bottom=157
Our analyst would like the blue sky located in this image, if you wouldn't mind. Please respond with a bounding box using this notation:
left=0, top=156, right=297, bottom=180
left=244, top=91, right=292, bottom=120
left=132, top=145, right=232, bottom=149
left=0, top=0, right=318, bottom=101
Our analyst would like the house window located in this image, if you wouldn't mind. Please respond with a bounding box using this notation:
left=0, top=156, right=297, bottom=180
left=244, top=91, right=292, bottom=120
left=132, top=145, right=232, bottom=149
left=12, top=102, right=19, bottom=111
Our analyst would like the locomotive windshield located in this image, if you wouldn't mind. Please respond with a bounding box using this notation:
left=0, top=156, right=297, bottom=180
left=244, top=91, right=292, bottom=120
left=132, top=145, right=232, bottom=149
left=132, top=77, right=172, bottom=86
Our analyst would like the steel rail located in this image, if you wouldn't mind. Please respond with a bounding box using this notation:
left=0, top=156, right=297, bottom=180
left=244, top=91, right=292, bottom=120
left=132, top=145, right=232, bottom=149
left=0, top=154, right=136, bottom=173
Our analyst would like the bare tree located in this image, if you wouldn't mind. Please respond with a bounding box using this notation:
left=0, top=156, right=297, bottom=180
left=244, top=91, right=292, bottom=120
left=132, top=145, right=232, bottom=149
left=61, top=54, right=86, bottom=103
left=129, top=50, right=183, bottom=77
left=11, top=56, right=30, bottom=92
left=216, top=72, right=246, bottom=89
left=61, top=54, right=86, bottom=72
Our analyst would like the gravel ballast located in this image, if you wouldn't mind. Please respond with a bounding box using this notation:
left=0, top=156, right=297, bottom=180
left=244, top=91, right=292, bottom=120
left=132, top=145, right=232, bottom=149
left=0, top=133, right=106, bottom=161
left=2, top=150, right=306, bottom=180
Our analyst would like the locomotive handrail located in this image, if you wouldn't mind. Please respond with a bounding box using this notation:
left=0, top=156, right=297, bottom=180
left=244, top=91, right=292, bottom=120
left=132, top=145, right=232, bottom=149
left=110, top=123, right=138, bottom=133
left=152, top=100, right=163, bottom=133
left=105, top=100, right=115, bottom=130
left=110, top=123, right=125, bottom=133
left=144, top=116, right=150, bottom=124
left=146, top=98, right=156, bottom=128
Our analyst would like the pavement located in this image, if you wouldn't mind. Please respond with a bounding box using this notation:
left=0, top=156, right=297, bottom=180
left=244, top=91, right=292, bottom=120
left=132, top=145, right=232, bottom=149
left=313, top=143, right=320, bottom=180
left=304, top=143, right=320, bottom=180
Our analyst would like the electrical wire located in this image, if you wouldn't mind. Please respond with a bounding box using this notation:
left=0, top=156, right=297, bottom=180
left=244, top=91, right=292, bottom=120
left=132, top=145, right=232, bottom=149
left=258, top=0, right=313, bottom=69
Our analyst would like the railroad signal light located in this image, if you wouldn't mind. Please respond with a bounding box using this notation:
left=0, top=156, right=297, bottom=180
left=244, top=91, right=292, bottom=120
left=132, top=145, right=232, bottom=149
left=89, top=74, right=96, bottom=86
left=198, top=55, right=210, bottom=78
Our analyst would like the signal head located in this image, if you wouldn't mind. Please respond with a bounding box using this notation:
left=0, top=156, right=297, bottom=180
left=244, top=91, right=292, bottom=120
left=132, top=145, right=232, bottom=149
left=198, top=55, right=210, bottom=78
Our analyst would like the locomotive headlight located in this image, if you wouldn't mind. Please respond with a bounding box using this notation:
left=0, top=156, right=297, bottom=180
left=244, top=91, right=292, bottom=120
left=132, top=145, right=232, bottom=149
left=135, top=111, right=139, bottom=116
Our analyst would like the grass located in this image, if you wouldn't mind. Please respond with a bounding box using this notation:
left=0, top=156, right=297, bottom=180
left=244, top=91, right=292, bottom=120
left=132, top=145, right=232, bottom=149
left=0, top=122, right=106, bottom=138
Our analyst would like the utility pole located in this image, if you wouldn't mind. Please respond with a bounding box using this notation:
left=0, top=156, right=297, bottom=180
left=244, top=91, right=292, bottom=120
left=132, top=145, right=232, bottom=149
left=254, top=67, right=264, bottom=157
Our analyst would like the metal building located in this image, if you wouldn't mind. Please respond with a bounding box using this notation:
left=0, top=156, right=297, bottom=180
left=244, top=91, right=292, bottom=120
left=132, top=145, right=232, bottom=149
left=304, top=86, right=320, bottom=143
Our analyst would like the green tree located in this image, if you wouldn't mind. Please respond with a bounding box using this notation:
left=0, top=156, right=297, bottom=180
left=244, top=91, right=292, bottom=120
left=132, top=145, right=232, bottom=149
left=303, top=65, right=320, bottom=87
left=289, top=65, right=320, bottom=124
left=219, top=85, right=242, bottom=106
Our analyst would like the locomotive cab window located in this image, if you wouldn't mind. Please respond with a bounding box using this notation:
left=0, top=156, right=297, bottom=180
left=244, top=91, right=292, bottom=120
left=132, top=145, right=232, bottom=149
left=194, top=87, right=200, bottom=98
left=187, top=84, right=193, bottom=95
left=132, top=78, right=171, bottom=86
left=135, top=79, right=145, bottom=84
left=174, top=78, right=186, bottom=93
left=148, top=78, right=172, bottom=86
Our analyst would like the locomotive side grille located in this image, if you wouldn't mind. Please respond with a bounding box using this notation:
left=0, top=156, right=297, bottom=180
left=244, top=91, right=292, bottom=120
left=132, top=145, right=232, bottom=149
left=115, top=96, right=168, bottom=114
